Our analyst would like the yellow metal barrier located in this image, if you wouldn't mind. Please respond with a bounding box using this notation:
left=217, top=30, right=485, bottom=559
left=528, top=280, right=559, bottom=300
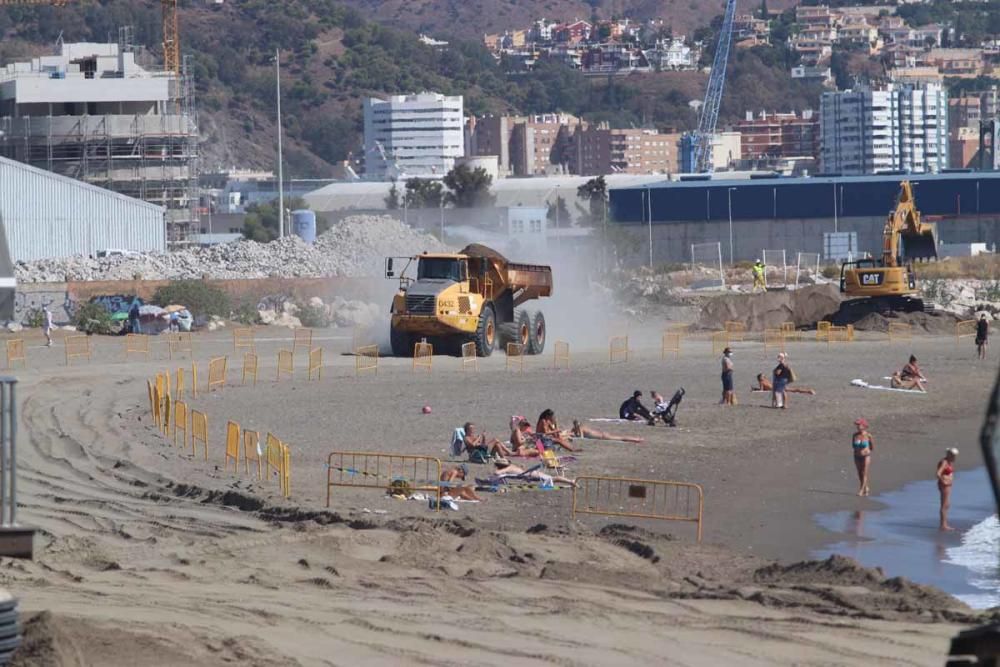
left=668, top=323, right=691, bottom=338
left=191, top=410, right=208, bottom=460
left=167, top=332, right=193, bottom=360
left=711, top=331, right=729, bottom=355
left=242, top=352, right=258, bottom=386
left=763, top=328, right=784, bottom=355
left=243, top=430, right=262, bottom=479
left=155, top=372, right=167, bottom=403
left=233, top=327, right=255, bottom=353
left=355, top=344, right=378, bottom=376
left=553, top=340, right=570, bottom=369
left=152, top=384, right=162, bottom=429
left=609, top=335, right=629, bottom=365
left=124, top=333, right=150, bottom=360
left=173, top=400, right=188, bottom=448
left=956, top=319, right=978, bottom=343
left=64, top=335, right=91, bottom=365
left=5, top=339, right=25, bottom=369
left=282, top=443, right=291, bottom=498
left=816, top=321, right=832, bottom=342
left=191, top=361, right=198, bottom=398
left=325, top=451, right=443, bottom=510
left=888, top=321, right=912, bottom=342
left=724, top=321, right=746, bottom=342
left=847, top=324, right=855, bottom=341
left=572, top=475, right=704, bottom=542
left=164, top=369, right=171, bottom=399
left=265, top=433, right=288, bottom=495
left=828, top=325, right=850, bottom=343
left=147, top=379, right=157, bottom=426
left=162, top=394, right=172, bottom=437
left=175, top=367, right=185, bottom=400
left=506, top=342, right=524, bottom=373
left=292, top=328, right=313, bottom=359
left=308, top=347, right=323, bottom=380
left=224, top=421, right=240, bottom=473
left=207, top=356, right=227, bottom=391
left=413, top=341, right=433, bottom=372
left=661, top=332, right=681, bottom=360
left=276, top=349, right=294, bottom=381
left=780, top=322, right=799, bottom=342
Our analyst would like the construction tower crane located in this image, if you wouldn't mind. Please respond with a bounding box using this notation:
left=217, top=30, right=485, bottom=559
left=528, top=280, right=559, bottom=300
left=0, top=0, right=181, bottom=77
left=691, top=0, right=737, bottom=173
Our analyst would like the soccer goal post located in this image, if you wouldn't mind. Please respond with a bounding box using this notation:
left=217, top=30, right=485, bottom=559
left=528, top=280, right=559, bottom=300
left=794, top=252, right=822, bottom=288
left=690, top=242, right=725, bottom=289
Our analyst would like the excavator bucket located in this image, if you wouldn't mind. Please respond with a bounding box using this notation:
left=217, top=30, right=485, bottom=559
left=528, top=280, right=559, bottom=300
left=901, top=224, right=938, bottom=262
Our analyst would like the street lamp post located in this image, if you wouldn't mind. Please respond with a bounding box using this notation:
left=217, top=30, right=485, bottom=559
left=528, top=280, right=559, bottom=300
left=727, top=187, right=736, bottom=265
left=275, top=48, right=285, bottom=239
left=646, top=187, right=654, bottom=268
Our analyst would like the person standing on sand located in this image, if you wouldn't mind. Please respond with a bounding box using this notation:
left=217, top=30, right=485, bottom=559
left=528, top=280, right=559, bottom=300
left=937, top=448, right=958, bottom=531
left=720, top=347, right=735, bottom=405
left=772, top=352, right=793, bottom=409
left=852, top=418, right=873, bottom=497
left=976, top=314, right=989, bottom=360
left=42, top=304, right=53, bottom=347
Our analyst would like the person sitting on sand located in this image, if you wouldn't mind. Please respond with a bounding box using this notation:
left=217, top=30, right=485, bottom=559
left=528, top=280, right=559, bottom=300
left=937, top=448, right=958, bottom=531
left=570, top=419, right=644, bottom=443
left=752, top=373, right=815, bottom=395
left=509, top=419, right=541, bottom=457
left=852, top=418, right=873, bottom=497
left=463, top=422, right=512, bottom=463
left=619, top=390, right=654, bottom=424
left=494, top=459, right=576, bottom=488
left=891, top=355, right=927, bottom=392
left=536, top=409, right=576, bottom=452
left=440, top=464, right=480, bottom=501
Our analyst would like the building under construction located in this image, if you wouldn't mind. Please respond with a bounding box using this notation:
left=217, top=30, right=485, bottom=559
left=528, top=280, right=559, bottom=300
left=0, top=41, right=198, bottom=246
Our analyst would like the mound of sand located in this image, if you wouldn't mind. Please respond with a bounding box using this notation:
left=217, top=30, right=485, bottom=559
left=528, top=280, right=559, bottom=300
left=696, top=285, right=843, bottom=331
left=851, top=310, right=960, bottom=335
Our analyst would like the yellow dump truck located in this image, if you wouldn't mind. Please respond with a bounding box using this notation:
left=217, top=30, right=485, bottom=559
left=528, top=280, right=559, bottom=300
left=387, top=244, right=553, bottom=357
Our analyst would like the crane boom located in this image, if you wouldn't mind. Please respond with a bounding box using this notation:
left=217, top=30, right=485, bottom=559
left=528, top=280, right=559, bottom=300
left=692, top=0, right=737, bottom=173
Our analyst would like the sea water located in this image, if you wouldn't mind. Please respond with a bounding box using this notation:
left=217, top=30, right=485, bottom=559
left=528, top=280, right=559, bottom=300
left=815, top=467, right=1000, bottom=609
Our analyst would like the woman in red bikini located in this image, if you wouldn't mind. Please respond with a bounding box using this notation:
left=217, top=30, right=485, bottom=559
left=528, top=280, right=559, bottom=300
left=937, top=448, right=958, bottom=531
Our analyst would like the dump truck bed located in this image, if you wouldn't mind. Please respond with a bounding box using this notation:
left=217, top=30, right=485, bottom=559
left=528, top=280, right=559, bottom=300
left=460, top=244, right=553, bottom=299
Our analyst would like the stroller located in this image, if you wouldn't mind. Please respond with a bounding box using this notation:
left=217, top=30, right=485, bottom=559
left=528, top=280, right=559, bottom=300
left=653, top=388, right=685, bottom=427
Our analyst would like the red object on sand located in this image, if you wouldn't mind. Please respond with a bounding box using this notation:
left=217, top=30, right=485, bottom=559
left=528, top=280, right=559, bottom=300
left=422, top=406, right=432, bottom=414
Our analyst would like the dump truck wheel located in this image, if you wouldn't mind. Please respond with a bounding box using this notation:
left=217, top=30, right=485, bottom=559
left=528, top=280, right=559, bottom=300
left=390, top=326, right=412, bottom=357
left=474, top=305, right=497, bottom=357
left=528, top=310, right=546, bottom=355
left=500, top=310, right=531, bottom=350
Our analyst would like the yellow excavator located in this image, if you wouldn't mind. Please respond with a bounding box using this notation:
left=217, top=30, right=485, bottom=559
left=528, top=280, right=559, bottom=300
left=837, top=180, right=938, bottom=318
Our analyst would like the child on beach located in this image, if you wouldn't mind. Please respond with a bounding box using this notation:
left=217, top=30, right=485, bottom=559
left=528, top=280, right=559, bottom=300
left=852, top=418, right=873, bottom=497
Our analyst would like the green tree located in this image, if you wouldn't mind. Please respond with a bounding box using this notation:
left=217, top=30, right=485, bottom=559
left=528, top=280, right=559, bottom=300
left=242, top=196, right=324, bottom=242
left=385, top=182, right=401, bottom=210
left=576, top=175, right=608, bottom=227
left=443, top=164, right=495, bottom=208
left=546, top=196, right=570, bottom=224
left=404, top=178, right=444, bottom=208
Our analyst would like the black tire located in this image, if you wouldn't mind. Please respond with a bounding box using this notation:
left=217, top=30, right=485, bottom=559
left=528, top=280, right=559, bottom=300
left=528, top=310, right=546, bottom=355
left=474, top=305, right=497, bottom=358
left=499, top=309, right=531, bottom=350
left=389, top=326, right=412, bottom=357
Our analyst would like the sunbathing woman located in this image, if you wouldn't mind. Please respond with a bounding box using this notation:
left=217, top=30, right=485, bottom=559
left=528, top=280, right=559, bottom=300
left=536, top=409, right=577, bottom=452
left=752, top=373, right=816, bottom=395
left=509, top=419, right=541, bottom=457
left=898, top=355, right=927, bottom=392
left=570, top=419, right=644, bottom=443
left=440, top=465, right=481, bottom=501
left=494, top=459, right=576, bottom=487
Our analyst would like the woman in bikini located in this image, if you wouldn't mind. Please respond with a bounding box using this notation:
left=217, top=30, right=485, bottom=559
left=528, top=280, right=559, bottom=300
left=493, top=460, right=576, bottom=487
left=509, top=419, right=541, bottom=457
left=752, top=374, right=815, bottom=395
left=536, top=409, right=576, bottom=452
left=570, top=420, right=644, bottom=443
left=852, top=418, right=873, bottom=497
left=937, top=448, right=958, bottom=531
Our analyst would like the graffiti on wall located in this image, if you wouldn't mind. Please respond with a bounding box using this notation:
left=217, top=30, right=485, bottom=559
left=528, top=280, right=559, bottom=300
left=90, top=294, right=142, bottom=314
left=14, top=289, right=77, bottom=325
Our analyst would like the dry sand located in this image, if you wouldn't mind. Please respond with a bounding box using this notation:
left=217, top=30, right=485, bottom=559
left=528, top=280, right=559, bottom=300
left=1, top=323, right=995, bottom=666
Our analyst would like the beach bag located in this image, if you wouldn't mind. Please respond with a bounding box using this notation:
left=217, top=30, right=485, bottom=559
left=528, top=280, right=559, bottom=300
left=788, top=366, right=798, bottom=383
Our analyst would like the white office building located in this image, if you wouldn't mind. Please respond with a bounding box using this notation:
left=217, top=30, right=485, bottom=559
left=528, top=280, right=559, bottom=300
left=820, top=83, right=948, bottom=175
left=363, top=92, right=464, bottom=179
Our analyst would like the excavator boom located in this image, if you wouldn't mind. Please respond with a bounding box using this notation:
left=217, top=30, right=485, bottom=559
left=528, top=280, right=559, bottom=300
left=884, top=181, right=938, bottom=265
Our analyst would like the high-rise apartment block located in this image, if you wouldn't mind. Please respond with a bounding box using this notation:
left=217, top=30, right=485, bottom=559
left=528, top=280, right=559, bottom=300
left=363, top=93, right=464, bottom=179
left=735, top=110, right=819, bottom=160
left=570, top=124, right=678, bottom=175
left=467, top=113, right=579, bottom=177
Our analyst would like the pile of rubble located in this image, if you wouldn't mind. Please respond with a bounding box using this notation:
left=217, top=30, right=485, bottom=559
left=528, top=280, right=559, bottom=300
left=920, top=278, right=1000, bottom=320
left=256, top=296, right=382, bottom=330
left=16, top=215, right=448, bottom=283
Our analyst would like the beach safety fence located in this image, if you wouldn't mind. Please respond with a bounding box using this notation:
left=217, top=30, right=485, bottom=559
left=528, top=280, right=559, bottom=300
left=888, top=322, right=912, bottom=342
left=828, top=325, right=851, bottom=343
left=276, top=349, right=294, bottom=381
left=146, top=380, right=158, bottom=427
left=506, top=342, right=525, bottom=373
left=64, top=335, right=91, bottom=365
left=167, top=332, right=193, bottom=360
left=266, top=433, right=291, bottom=498
left=124, top=334, right=150, bottom=360
left=161, top=394, right=172, bottom=437
left=461, top=342, right=478, bottom=372
left=711, top=331, right=729, bottom=355
left=175, top=367, right=186, bottom=400
left=724, top=321, right=746, bottom=342
left=956, top=319, right=978, bottom=343
left=763, top=329, right=784, bottom=355
left=173, top=400, right=188, bottom=448
left=572, top=475, right=704, bottom=542
left=292, top=328, right=313, bottom=359
left=325, top=451, right=443, bottom=510
left=609, top=336, right=629, bottom=365
left=224, top=421, right=240, bottom=473
left=207, top=356, right=227, bottom=391
left=661, top=332, right=681, bottom=361
left=242, top=352, right=258, bottom=386
left=780, top=322, right=799, bottom=342
left=191, top=410, right=208, bottom=460
left=244, top=430, right=262, bottom=479
left=355, top=345, right=379, bottom=376
left=815, top=321, right=831, bottom=342
left=233, top=328, right=255, bottom=353
left=5, top=340, right=24, bottom=369
left=553, top=340, right=570, bottom=369
left=308, top=347, right=323, bottom=380
left=191, top=362, right=198, bottom=398
left=413, top=341, right=433, bottom=372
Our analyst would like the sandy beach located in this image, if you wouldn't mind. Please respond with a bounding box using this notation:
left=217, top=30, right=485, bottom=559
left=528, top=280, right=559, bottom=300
left=3, top=323, right=996, bottom=666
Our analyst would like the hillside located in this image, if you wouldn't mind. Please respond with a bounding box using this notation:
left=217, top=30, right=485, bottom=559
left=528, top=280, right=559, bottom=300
left=0, top=0, right=812, bottom=178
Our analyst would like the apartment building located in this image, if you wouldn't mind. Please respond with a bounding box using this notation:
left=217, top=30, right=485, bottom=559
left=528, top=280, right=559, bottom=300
left=570, top=124, right=678, bottom=175
left=736, top=111, right=819, bottom=161
left=467, top=113, right=582, bottom=177
left=819, top=83, right=949, bottom=175
left=363, top=93, right=465, bottom=179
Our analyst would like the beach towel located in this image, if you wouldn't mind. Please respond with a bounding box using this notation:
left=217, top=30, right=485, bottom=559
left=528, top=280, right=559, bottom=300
left=587, top=418, right=632, bottom=423
left=450, top=427, right=466, bottom=458
left=851, top=379, right=925, bottom=395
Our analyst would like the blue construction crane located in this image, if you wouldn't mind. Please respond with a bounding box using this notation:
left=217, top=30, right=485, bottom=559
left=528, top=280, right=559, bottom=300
left=690, top=0, right=738, bottom=173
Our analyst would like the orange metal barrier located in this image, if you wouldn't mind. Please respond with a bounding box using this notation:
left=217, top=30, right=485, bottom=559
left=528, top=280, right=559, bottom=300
left=191, top=410, right=208, bottom=460
left=224, top=421, right=240, bottom=473
left=233, top=327, right=255, bottom=353
left=763, top=328, right=785, bottom=355
left=64, top=335, right=91, bottom=365
left=167, top=332, right=193, bottom=360
left=724, top=321, right=746, bottom=342
left=207, top=356, right=227, bottom=391
left=5, top=339, right=25, bottom=369
left=124, top=333, right=150, bottom=360
left=292, top=328, right=313, bottom=358
left=553, top=340, right=570, bottom=369
left=661, top=332, right=681, bottom=361
left=243, top=430, right=262, bottom=479
left=888, top=322, right=912, bottom=342
left=609, top=335, right=629, bottom=365
left=242, top=352, right=258, bottom=386
left=276, top=349, right=294, bottom=381
left=308, top=347, right=323, bottom=380
left=173, top=400, right=188, bottom=448
left=711, top=331, right=729, bottom=355
left=506, top=342, right=524, bottom=373
left=355, top=344, right=378, bottom=376
left=956, top=319, right=978, bottom=343
left=325, top=451, right=443, bottom=510
left=413, top=341, right=433, bottom=372
left=572, top=475, right=704, bottom=542
left=816, top=321, right=832, bottom=342
left=461, top=341, right=478, bottom=372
